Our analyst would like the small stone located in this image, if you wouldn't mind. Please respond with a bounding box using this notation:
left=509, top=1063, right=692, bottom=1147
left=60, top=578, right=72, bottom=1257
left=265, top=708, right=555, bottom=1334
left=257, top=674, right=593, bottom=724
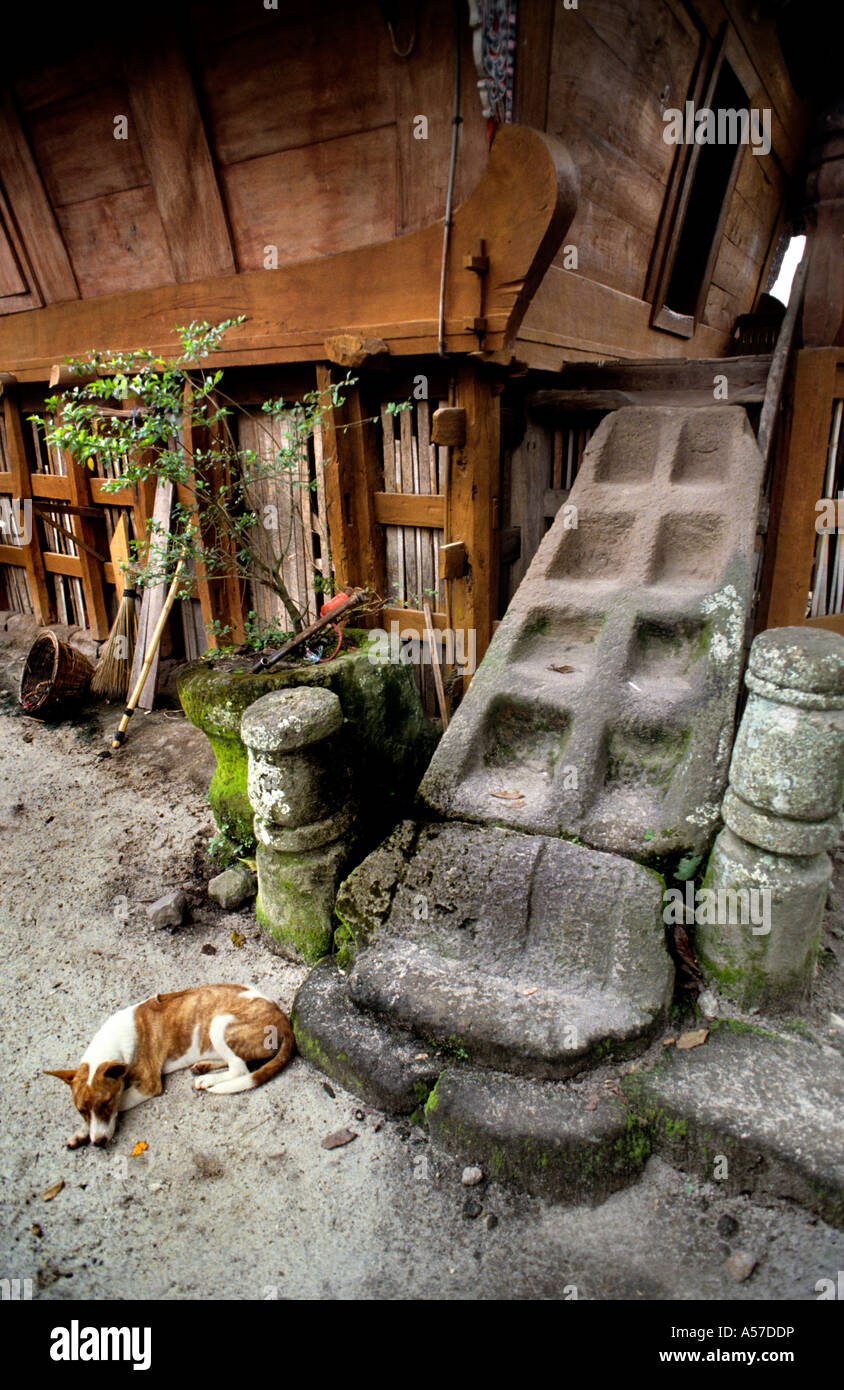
left=462, top=1197, right=483, bottom=1219
left=200, top=943, right=217, bottom=956
left=322, top=1082, right=336, bottom=1099
left=697, top=989, right=719, bottom=1017
left=461, top=1165, right=483, bottom=1186
left=149, top=1182, right=165, bottom=1194
left=148, top=890, right=186, bottom=930
left=208, top=864, right=257, bottom=910
left=725, top=1250, right=757, bottom=1283
left=321, top=1128, right=357, bottom=1150
left=717, top=1213, right=739, bottom=1240
left=483, top=1212, right=498, bottom=1231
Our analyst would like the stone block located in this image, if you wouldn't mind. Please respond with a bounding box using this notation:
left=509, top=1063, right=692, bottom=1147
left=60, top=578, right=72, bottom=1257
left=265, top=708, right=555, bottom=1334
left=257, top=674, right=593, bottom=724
left=425, top=1066, right=648, bottom=1204
left=622, top=1024, right=844, bottom=1228
left=336, top=820, right=674, bottom=1078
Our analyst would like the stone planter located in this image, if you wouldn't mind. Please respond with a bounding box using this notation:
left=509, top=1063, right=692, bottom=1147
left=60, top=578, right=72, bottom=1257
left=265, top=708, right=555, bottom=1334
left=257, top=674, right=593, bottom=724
left=177, top=631, right=437, bottom=861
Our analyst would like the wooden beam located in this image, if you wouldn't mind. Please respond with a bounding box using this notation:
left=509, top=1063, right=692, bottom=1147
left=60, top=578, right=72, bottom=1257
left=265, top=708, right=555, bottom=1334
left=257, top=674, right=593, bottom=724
left=0, top=544, right=25, bottom=567
left=450, top=365, right=499, bottom=676
left=381, top=606, right=447, bottom=634
left=43, top=552, right=83, bottom=578
left=517, top=266, right=731, bottom=369
left=89, top=479, right=135, bottom=506
left=0, top=89, right=78, bottom=305
left=530, top=354, right=771, bottom=404
left=0, top=373, right=53, bottom=622
left=514, top=0, right=555, bottom=131
left=0, top=123, right=578, bottom=377
left=764, top=348, right=841, bottom=628
left=30, top=473, right=71, bottom=500
left=373, top=493, right=445, bottom=528
left=317, top=366, right=385, bottom=609
left=123, top=31, right=236, bottom=284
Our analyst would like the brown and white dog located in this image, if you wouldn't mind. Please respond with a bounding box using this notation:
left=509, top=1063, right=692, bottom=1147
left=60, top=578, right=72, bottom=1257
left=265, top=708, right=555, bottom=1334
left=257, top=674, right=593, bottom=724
left=45, top=984, right=294, bottom=1148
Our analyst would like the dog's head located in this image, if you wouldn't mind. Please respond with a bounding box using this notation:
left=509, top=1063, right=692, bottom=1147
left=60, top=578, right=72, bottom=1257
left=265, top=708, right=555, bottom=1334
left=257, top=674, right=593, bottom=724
left=45, top=1061, right=129, bottom=1147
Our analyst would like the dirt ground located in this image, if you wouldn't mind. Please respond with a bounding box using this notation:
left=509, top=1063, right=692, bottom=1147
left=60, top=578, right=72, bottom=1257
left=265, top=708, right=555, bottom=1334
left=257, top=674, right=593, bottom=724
left=1, top=664, right=843, bottom=1302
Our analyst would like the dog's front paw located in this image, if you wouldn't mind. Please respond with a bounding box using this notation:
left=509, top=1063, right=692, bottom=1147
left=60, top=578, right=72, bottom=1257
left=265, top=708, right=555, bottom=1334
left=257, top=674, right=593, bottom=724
left=67, top=1133, right=89, bottom=1150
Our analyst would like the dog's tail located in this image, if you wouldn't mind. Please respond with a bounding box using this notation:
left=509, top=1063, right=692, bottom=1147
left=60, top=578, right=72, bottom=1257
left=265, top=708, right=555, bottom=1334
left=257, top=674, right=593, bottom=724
left=249, top=1012, right=295, bottom=1088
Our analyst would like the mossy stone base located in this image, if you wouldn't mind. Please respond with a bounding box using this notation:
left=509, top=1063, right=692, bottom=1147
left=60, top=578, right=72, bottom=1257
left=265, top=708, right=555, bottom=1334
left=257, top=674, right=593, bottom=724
left=697, top=827, right=830, bottom=1011
left=177, top=635, right=437, bottom=852
left=256, top=838, right=353, bottom=963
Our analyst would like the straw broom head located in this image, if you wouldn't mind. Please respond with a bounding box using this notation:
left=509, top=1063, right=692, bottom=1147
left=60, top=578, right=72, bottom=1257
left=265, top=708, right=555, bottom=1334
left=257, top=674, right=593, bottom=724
left=91, top=567, right=139, bottom=701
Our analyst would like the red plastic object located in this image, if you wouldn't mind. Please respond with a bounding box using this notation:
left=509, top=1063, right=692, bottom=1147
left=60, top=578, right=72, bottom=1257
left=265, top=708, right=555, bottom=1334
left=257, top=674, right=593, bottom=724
left=320, top=591, right=349, bottom=618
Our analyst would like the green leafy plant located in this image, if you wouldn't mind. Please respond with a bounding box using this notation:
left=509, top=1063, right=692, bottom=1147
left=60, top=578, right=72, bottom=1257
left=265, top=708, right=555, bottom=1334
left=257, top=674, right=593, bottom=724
left=31, top=319, right=380, bottom=642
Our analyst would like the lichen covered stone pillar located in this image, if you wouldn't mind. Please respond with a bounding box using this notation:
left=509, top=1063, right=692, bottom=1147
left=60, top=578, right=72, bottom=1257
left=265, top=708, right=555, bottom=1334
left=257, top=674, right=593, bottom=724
left=698, top=626, right=844, bottom=1010
left=241, top=687, right=356, bottom=962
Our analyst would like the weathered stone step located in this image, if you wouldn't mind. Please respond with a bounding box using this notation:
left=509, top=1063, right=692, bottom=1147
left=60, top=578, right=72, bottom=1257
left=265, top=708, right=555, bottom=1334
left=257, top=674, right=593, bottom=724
left=621, top=1023, right=844, bottom=1228
left=424, top=1066, right=646, bottom=1204
left=348, top=943, right=664, bottom=1079
left=292, top=966, right=844, bottom=1226
left=291, top=957, right=441, bottom=1114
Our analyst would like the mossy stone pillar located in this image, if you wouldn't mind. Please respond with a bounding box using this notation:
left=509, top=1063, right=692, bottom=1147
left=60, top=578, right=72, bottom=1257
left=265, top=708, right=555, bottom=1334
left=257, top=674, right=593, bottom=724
left=698, top=626, right=844, bottom=1010
left=242, top=687, right=356, bottom=963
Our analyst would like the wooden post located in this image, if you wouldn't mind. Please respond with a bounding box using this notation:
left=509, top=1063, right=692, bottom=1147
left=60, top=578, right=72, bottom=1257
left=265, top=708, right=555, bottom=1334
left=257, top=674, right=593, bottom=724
left=180, top=383, right=245, bottom=647
left=450, top=364, right=499, bottom=684
left=316, top=365, right=385, bottom=616
left=802, top=99, right=844, bottom=349
left=763, top=348, right=841, bottom=629
left=0, top=374, right=53, bottom=624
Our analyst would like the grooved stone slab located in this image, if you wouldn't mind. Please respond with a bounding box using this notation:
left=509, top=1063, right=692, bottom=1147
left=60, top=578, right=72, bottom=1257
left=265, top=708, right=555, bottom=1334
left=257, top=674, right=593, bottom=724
left=425, top=1066, right=647, bottom=1203
left=418, top=407, right=763, bottom=860
left=336, top=820, right=674, bottom=1078
left=622, top=1025, right=844, bottom=1228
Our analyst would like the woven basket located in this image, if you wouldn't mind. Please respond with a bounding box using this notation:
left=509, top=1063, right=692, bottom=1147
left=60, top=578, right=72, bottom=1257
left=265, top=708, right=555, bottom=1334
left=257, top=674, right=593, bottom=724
left=19, top=630, right=95, bottom=717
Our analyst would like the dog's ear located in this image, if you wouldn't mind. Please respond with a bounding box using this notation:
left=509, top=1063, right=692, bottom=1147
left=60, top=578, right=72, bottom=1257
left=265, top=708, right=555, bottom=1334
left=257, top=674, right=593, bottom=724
left=44, top=1069, right=77, bottom=1085
left=103, top=1062, right=129, bottom=1082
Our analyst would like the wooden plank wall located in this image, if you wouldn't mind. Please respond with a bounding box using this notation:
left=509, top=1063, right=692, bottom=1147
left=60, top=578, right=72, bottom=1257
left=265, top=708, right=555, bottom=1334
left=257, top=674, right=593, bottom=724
left=521, top=0, right=806, bottom=366
left=760, top=349, right=844, bottom=630
left=2, top=0, right=488, bottom=311
left=499, top=409, right=601, bottom=610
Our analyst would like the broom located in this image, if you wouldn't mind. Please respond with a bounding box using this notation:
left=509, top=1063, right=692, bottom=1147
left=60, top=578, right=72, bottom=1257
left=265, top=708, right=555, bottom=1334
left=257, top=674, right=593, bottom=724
left=91, top=566, right=139, bottom=700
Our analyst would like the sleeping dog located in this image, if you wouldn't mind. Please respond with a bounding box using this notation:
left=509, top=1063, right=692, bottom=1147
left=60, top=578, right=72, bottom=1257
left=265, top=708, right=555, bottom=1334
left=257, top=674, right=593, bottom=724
left=46, top=984, right=294, bottom=1147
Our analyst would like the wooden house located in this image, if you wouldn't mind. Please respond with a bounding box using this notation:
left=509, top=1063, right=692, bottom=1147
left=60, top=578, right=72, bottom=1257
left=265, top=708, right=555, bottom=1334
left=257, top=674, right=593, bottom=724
left=0, top=0, right=841, bottom=713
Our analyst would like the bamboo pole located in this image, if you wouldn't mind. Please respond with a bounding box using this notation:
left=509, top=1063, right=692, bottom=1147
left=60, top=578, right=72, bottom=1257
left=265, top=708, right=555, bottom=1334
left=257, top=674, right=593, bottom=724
left=112, top=551, right=187, bottom=748
left=424, top=599, right=449, bottom=731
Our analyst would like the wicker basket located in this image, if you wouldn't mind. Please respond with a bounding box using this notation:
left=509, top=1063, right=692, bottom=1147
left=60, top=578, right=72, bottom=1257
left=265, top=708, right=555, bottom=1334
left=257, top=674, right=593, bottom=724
left=19, top=630, right=95, bottom=717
